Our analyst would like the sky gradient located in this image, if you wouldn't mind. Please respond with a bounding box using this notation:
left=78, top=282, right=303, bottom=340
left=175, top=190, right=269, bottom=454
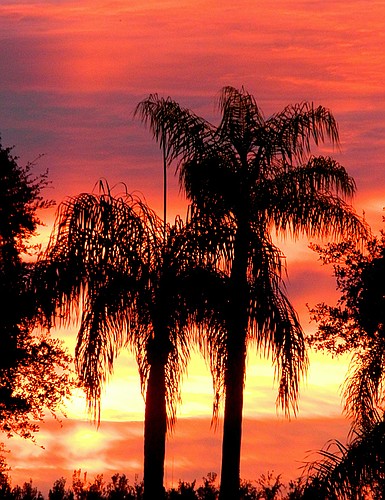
left=1, top=0, right=385, bottom=494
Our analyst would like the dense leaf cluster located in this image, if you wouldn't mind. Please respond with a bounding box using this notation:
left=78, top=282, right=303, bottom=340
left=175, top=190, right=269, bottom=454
left=0, top=140, right=73, bottom=439
left=308, top=234, right=385, bottom=426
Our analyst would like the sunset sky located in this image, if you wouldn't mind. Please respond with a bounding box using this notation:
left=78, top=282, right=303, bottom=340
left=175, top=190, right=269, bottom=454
left=1, top=0, right=385, bottom=494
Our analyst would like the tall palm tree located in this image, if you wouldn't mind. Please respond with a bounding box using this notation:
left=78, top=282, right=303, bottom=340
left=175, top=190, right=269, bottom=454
left=34, top=182, right=220, bottom=499
left=135, top=86, right=368, bottom=499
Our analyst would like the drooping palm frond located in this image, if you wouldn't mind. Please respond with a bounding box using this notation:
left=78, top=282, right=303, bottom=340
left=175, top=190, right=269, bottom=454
left=246, top=229, right=307, bottom=416
left=257, top=155, right=356, bottom=204
left=134, top=94, right=214, bottom=165
left=265, top=100, right=340, bottom=163
left=303, top=417, right=385, bottom=499
left=257, top=157, right=368, bottom=242
left=343, top=335, right=385, bottom=429
left=143, top=222, right=200, bottom=427
left=187, top=265, right=229, bottom=423
left=158, top=210, right=236, bottom=426
left=35, top=188, right=150, bottom=419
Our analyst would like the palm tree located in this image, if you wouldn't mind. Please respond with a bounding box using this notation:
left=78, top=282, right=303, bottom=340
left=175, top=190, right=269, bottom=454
left=135, top=86, right=368, bottom=499
left=34, top=182, right=219, bottom=499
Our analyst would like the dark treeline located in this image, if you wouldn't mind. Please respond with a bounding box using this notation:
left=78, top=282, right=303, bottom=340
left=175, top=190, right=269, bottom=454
left=0, top=470, right=305, bottom=499
left=2, top=86, right=385, bottom=499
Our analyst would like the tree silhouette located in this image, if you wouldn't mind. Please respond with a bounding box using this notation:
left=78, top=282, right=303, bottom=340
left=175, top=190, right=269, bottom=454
left=0, top=139, right=72, bottom=441
left=135, top=86, right=368, bottom=499
left=304, top=232, right=385, bottom=496
left=35, top=182, right=222, bottom=499
left=309, top=234, right=385, bottom=428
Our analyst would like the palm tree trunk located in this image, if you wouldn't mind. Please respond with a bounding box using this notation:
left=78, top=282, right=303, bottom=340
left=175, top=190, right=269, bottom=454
left=143, top=357, right=167, bottom=500
left=219, top=217, right=250, bottom=500
left=219, top=335, right=247, bottom=500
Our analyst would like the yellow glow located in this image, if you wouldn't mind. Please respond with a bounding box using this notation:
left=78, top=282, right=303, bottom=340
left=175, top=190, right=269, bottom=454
left=62, top=350, right=145, bottom=421
left=72, top=427, right=105, bottom=453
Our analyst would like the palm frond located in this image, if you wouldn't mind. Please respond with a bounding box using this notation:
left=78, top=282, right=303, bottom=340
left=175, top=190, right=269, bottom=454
left=135, top=94, right=213, bottom=165
left=188, top=267, right=229, bottom=422
left=35, top=189, right=153, bottom=420
left=216, top=86, right=265, bottom=156
left=261, top=156, right=356, bottom=199
left=266, top=101, right=340, bottom=163
left=344, top=337, right=385, bottom=428
left=247, top=232, right=308, bottom=415
left=303, top=417, right=385, bottom=498
left=254, top=156, right=368, bottom=243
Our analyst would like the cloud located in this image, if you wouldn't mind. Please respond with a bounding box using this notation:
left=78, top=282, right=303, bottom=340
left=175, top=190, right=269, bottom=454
left=7, top=415, right=350, bottom=495
left=2, top=0, right=385, bottom=224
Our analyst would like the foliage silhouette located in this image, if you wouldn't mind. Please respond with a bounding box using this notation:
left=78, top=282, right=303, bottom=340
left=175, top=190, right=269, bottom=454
left=302, top=414, right=385, bottom=498
left=48, top=477, right=74, bottom=499
left=0, top=470, right=307, bottom=499
left=304, top=231, right=385, bottom=497
left=0, top=139, right=73, bottom=441
left=309, top=234, right=385, bottom=428
left=135, top=86, right=367, bottom=499
left=35, top=182, right=224, bottom=499
left=9, top=479, right=44, bottom=500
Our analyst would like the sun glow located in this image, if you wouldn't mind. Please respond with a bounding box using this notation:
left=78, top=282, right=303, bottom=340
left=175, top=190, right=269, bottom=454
left=72, top=427, right=105, bottom=454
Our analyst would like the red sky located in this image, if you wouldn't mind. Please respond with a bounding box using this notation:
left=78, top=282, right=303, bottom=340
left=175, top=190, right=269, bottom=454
left=1, top=0, right=385, bottom=494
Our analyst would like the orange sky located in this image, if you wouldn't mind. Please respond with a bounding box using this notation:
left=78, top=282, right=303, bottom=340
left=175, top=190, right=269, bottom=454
left=1, top=0, right=385, bottom=494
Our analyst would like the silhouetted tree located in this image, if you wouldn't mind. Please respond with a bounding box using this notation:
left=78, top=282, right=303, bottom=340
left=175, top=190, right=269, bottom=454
left=48, top=477, right=74, bottom=500
left=135, top=86, right=368, bottom=499
left=309, top=233, right=385, bottom=427
left=107, top=473, right=142, bottom=499
left=0, top=139, right=73, bottom=441
left=303, top=231, right=385, bottom=497
left=35, top=182, right=221, bottom=500
left=196, top=473, right=218, bottom=500
left=11, top=479, right=44, bottom=500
